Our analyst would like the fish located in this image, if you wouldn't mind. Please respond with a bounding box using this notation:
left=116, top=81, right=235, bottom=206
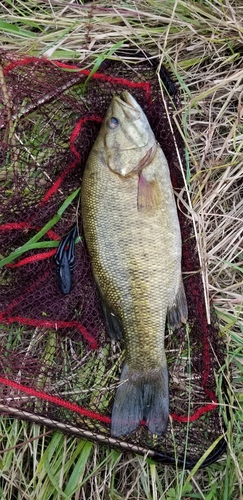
left=81, top=91, right=188, bottom=437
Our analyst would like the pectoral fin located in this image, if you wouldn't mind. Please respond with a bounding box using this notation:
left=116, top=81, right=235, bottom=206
left=167, top=278, right=188, bottom=329
left=137, top=173, right=161, bottom=211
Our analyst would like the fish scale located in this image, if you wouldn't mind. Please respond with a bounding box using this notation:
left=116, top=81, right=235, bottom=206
left=81, top=91, right=188, bottom=437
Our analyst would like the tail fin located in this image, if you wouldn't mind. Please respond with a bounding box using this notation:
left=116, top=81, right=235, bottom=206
left=111, top=363, right=169, bottom=437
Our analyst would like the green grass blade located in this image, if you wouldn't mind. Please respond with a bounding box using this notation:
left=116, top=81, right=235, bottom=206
left=0, top=187, right=80, bottom=267
left=0, top=20, right=36, bottom=38
left=64, top=441, right=93, bottom=496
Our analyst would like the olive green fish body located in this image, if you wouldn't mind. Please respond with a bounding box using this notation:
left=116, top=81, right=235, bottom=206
left=81, top=92, right=187, bottom=436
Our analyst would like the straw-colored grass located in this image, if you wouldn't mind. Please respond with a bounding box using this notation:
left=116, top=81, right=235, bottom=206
left=0, top=0, right=242, bottom=498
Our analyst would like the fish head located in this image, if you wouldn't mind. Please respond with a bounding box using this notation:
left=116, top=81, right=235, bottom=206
left=100, top=91, right=156, bottom=177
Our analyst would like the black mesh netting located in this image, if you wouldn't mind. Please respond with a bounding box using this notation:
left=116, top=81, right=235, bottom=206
left=0, top=51, right=226, bottom=468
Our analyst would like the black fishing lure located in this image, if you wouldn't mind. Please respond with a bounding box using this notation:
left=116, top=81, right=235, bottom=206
left=54, top=225, right=77, bottom=294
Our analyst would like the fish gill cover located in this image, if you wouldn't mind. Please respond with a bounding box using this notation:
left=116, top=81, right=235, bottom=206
left=0, top=50, right=226, bottom=468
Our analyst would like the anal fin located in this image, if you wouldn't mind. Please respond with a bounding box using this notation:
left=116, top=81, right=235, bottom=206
left=92, top=270, right=123, bottom=341
left=101, top=299, right=123, bottom=341
left=167, top=278, right=188, bottom=329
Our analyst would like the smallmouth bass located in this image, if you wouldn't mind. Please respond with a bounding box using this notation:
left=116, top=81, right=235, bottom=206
left=81, top=91, right=188, bottom=436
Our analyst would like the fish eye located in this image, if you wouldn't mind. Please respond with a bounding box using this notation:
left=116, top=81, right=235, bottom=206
left=107, top=117, right=119, bottom=129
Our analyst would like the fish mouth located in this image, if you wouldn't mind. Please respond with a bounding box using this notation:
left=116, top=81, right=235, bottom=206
left=119, top=91, right=136, bottom=107
left=114, top=91, right=141, bottom=120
